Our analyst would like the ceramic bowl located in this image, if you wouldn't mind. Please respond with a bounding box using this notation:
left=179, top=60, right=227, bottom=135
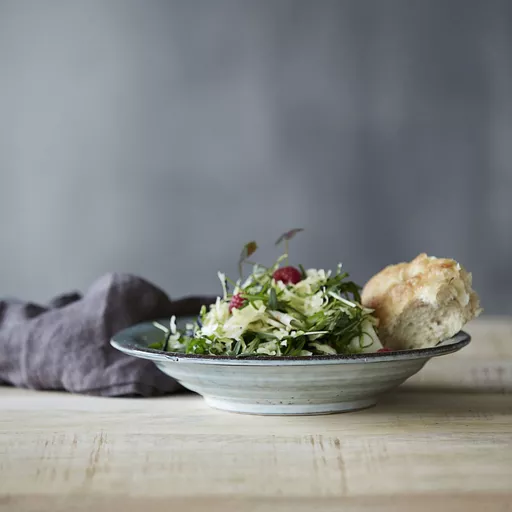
left=111, top=318, right=470, bottom=416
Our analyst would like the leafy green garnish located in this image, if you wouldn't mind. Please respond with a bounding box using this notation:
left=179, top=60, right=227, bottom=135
left=275, top=228, right=304, bottom=246
left=275, top=228, right=304, bottom=265
left=268, top=288, right=278, bottom=309
left=238, top=241, right=258, bottom=279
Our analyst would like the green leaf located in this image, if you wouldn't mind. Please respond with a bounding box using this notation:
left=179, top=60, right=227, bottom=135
left=288, top=337, right=306, bottom=356
left=238, top=240, right=258, bottom=279
left=282, top=303, right=307, bottom=320
left=275, top=228, right=304, bottom=246
left=268, top=288, right=278, bottom=309
left=161, top=331, right=172, bottom=351
left=239, top=241, right=258, bottom=265
left=233, top=339, right=242, bottom=355
left=241, top=337, right=261, bottom=356
left=241, top=292, right=268, bottom=301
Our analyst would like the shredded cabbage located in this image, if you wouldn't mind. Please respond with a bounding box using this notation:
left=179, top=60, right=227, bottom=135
left=152, top=254, right=383, bottom=356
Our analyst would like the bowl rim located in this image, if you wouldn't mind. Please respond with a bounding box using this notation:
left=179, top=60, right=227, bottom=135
left=111, top=321, right=471, bottom=366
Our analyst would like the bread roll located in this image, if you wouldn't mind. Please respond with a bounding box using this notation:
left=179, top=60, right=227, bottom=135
left=361, top=253, right=482, bottom=350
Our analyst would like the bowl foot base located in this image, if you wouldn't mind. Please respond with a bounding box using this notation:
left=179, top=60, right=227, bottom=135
left=203, top=396, right=378, bottom=416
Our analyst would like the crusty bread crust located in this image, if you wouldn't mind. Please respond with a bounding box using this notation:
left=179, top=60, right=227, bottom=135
left=361, top=253, right=482, bottom=349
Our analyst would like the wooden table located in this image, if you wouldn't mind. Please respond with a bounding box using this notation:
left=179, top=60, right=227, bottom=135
left=1, top=317, right=511, bottom=511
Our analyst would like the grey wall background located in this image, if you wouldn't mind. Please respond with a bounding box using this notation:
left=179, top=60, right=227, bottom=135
left=0, top=0, right=511, bottom=314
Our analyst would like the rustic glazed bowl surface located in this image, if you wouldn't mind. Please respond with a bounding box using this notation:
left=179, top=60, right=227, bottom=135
left=111, top=318, right=470, bottom=415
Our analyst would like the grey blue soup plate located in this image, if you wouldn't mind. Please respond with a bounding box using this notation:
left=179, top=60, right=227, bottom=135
left=111, top=317, right=470, bottom=415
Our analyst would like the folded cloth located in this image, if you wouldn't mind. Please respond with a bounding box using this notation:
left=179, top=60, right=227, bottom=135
left=0, top=273, right=214, bottom=397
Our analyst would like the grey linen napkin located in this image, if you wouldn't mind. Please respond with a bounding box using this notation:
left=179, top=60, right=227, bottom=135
left=0, top=273, right=214, bottom=397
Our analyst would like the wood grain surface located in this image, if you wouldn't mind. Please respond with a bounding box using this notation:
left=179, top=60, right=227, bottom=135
left=1, top=317, right=511, bottom=511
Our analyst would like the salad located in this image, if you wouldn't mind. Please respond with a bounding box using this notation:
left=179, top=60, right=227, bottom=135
left=152, top=230, right=384, bottom=356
